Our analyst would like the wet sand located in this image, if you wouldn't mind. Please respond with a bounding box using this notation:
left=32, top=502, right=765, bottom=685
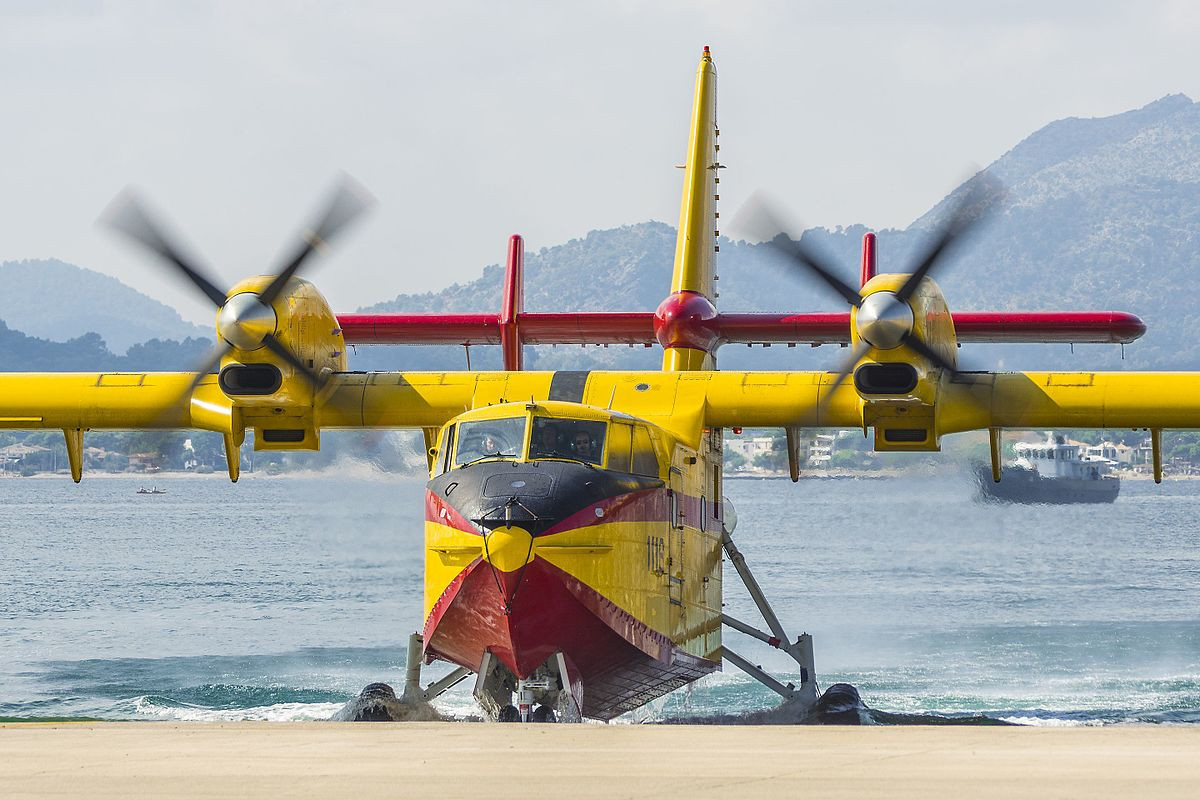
left=3, top=722, right=1199, bottom=798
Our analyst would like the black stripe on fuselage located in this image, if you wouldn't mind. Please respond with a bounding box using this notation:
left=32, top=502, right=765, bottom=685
left=548, top=371, right=590, bottom=403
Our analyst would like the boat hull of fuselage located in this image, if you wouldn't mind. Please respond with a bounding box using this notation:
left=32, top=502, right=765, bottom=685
left=422, top=461, right=723, bottom=720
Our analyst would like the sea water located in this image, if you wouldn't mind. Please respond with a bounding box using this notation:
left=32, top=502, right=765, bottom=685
left=1, top=468, right=1197, bottom=724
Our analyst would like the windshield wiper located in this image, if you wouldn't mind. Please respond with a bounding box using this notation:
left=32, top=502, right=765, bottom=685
left=459, top=451, right=517, bottom=467
left=535, top=449, right=596, bottom=468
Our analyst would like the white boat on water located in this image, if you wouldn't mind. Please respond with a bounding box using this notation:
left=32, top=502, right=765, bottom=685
left=976, top=432, right=1121, bottom=503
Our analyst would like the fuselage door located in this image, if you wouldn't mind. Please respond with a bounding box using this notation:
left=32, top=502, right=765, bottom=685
left=668, top=465, right=685, bottom=609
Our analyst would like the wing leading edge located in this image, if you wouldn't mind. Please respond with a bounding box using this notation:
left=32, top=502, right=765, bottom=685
left=4, top=369, right=1199, bottom=438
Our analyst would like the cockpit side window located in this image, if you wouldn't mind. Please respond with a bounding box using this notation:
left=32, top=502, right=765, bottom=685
left=631, top=426, right=659, bottom=477
left=531, top=417, right=606, bottom=466
left=453, top=417, right=527, bottom=467
left=608, top=423, right=633, bottom=473
left=439, top=425, right=456, bottom=474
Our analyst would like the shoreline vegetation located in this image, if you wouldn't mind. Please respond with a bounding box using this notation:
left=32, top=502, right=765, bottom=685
left=4, top=463, right=1193, bottom=481
left=4, top=427, right=1196, bottom=481
left=3, top=428, right=1196, bottom=480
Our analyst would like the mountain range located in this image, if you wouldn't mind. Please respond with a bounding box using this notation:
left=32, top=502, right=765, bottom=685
left=4, top=93, right=1200, bottom=374
left=0, top=259, right=209, bottom=353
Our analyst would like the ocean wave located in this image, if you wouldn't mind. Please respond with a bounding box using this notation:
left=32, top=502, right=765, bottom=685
left=126, top=695, right=344, bottom=722
left=998, top=716, right=1100, bottom=727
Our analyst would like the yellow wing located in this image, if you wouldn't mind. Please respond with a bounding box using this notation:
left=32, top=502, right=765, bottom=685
left=4, top=367, right=1198, bottom=482
left=3, top=368, right=1196, bottom=436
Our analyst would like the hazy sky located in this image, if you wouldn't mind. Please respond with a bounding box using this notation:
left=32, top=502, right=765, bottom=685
left=3, top=1, right=1199, bottom=324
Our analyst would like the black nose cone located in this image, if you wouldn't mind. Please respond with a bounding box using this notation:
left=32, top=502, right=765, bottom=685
left=428, top=460, right=662, bottom=534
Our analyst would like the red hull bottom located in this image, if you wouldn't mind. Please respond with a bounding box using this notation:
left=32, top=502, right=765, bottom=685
left=425, top=557, right=717, bottom=720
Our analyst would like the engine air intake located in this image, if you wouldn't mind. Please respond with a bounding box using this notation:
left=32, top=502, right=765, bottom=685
left=882, top=428, right=928, bottom=444
left=261, top=429, right=307, bottom=443
left=219, top=364, right=283, bottom=395
left=854, top=363, right=918, bottom=395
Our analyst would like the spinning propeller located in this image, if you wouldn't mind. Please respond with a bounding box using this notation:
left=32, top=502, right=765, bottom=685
left=742, top=178, right=1000, bottom=394
left=101, top=176, right=374, bottom=394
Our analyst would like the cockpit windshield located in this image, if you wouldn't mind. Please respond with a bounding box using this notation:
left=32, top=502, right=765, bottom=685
left=454, top=417, right=527, bottom=467
left=530, top=417, right=606, bottom=466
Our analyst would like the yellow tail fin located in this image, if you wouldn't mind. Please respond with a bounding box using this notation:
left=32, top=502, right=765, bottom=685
left=661, top=46, right=720, bottom=371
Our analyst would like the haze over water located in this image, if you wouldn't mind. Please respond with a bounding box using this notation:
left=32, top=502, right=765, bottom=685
left=1, top=470, right=1197, bottom=724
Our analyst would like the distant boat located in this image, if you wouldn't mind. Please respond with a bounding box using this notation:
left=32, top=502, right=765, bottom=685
left=976, top=433, right=1120, bottom=504
left=136, top=487, right=167, bottom=495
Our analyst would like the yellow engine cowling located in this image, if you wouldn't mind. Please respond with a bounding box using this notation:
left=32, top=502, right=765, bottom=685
left=852, top=274, right=956, bottom=452
left=216, top=276, right=347, bottom=451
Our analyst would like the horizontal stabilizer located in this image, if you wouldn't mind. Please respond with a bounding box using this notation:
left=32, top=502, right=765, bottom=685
left=337, top=310, right=1145, bottom=347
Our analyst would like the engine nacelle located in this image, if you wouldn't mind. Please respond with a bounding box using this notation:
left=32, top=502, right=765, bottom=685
left=216, top=276, right=347, bottom=450
left=851, top=275, right=956, bottom=452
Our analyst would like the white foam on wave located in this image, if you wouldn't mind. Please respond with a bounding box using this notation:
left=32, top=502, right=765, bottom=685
left=998, top=716, right=1103, bottom=727
left=128, top=695, right=344, bottom=722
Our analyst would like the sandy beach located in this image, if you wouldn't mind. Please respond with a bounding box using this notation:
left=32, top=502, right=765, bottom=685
left=3, top=722, right=1198, bottom=799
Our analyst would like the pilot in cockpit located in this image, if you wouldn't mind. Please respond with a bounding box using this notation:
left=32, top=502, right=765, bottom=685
left=536, top=423, right=560, bottom=456
left=572, top=431, right=597, bottom=462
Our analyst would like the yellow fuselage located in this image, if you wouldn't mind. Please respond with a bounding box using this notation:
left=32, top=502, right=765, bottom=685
left=420, top=401, right=723, bottom=720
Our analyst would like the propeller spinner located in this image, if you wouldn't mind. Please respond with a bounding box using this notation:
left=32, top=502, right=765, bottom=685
left=855, top=291, right=914, bottom=350
left=216, top=293, right=278, bottom=351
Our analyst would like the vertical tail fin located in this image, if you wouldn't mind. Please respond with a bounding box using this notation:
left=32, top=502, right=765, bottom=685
left=660, top=45, right=720, bottom=372
left=500, top=235, right=524, bottom=370
left=859, top=232, right=877, bottom=288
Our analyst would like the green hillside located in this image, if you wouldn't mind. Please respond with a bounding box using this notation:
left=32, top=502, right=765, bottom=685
left=359, top=94, right=1200, bottom=374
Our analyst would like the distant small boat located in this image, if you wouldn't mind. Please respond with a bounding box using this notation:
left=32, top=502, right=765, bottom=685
left=977, top=433, right=1120, bottom=504
left=136, top=487, right=167, bottom=495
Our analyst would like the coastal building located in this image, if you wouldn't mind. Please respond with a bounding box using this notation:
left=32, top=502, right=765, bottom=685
left=1086, top=441, right=1135, bottom=464
left=725, top=435, right=777, bottom=463
left=806, top=433, right=838, bottom=467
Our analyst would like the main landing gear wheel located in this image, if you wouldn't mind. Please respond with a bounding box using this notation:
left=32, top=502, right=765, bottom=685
left=350, top=683, right=397, bottom=722
left=334, top=633, right=471, bottom=722
left=473, top=651, right=583, bottom=723
left=530, top=705, right=557, bottom=723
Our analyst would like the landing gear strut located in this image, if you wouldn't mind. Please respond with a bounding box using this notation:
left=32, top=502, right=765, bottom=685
left=719, top=522, right=821, bottom=717
left=474, top=650, right=583, bottom=723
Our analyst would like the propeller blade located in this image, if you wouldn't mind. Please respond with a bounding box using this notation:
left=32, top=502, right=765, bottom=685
left=825, top=340, right=873, bottom=398
left=258, top=176, right=375, bottom=306
left=261, top=333, right=325, bottom=389
left=181, top=342, right=234, bottom=398
left=901, top=331, right=990, bottom=413
left=738, top=195, right=863, bottom=308
left=900, top=331, right=959, bottom=375
left=99, top=190, right=229, bottom=309
left=148, top=341, right=232, bottom=429
left=769, top=236, right=865, bottom=309
left=893, top=176, right=1002, bottom=304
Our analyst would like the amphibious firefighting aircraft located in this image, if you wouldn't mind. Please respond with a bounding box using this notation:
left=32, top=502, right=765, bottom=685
left=0, top=46, right=1182, bottom=723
